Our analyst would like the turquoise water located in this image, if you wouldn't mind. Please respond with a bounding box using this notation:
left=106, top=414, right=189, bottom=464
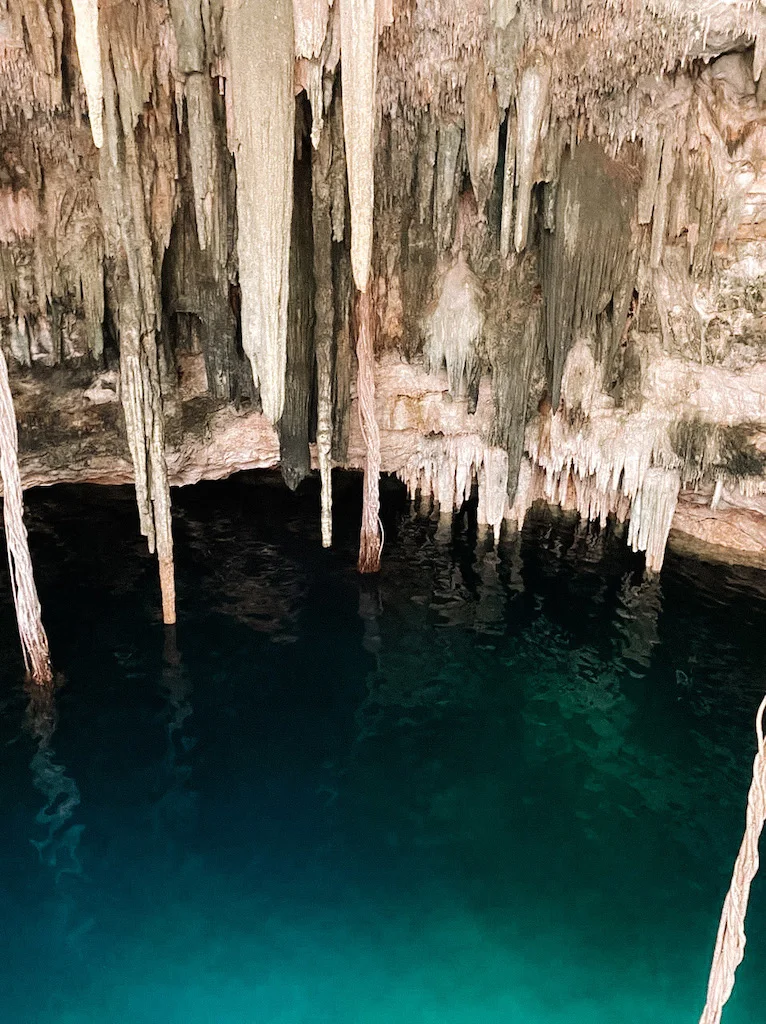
left=1, top=473, right=765, bottom=1023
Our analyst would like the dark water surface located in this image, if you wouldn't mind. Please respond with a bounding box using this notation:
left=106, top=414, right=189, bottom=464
left=1, top=473, right=765, bottom=1023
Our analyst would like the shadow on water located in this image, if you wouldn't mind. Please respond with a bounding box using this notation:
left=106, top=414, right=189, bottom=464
left=0, top=471, right=764, bottom=1022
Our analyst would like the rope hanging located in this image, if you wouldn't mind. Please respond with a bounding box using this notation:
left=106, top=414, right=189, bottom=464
left=699, top=694, right=766, bottom=1024
left=355, top=288, right=382, bottom=573
left=0, top=348, right=52, bottom=684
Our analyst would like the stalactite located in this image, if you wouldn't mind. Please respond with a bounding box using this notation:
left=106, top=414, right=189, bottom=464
left=514, top=60, right=550, bottom=253
left=332, top=237, right=354, bottom=464
left=339, top=0, right=378, bottom=292
left=433, top=123, right=463, bottom=252
left=489, top=305, right=542, bottom=502
left=423, top=253, right=483, bottom=402
left=0, top=347, right=51, bottom=683
left=225, top=0, right=294, bottom=423
left=626, top=467, right=680, bottom=572
left=522, top=337, right=687, bottom=571
left=600, top=244, right=638, bottom=390
left=329, top=88, right=348, bottom=244
left=465, top=57, right=499, bottom=214
left=164, top=120, right=245, bottom=405
left=293, top=0, right=332, bottom=61
left=313, top=120, right=335, bottom=547
left=399, top=437, right=481, bottom=516
left=71, top=0, right=103, bottom=149
left=170, top=0, right=224, bottom=266
left=416, top=115, right=437, bottom=226
left=356, top=288, right=381, bottom=573
left=500, top=101, right=516, bottom=259
left=690, top=145, right=717, bottom=278
left=399, top=436, right=510, bottom=544
left=650, top=139, right=675, bottom=268
left=638, top=130, right=663, bottom=225
left=482, top=446, right=509, bottom=543
left=540, top=142, right=635, bottom=408
left=279, top=131, right=315, bottom=492
left=117, top=279, right=176, bottom=625
left=99, top=15, right=177, bottom=625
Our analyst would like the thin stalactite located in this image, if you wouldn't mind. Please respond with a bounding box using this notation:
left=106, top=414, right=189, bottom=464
left=313, top=118, right=335, bottom=547
left=279, top=125, right=315, bottom=492
left=355, top=287, right=381, bottom=573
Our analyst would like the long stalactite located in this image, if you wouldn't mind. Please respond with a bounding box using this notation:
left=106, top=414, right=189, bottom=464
left=339, top=0, right=378, bottom=293
left=355, top=287, right=381, bottom=573
left=224, top=0, right=295, bottom=424
left=313, top=116, right=335, bottom=548
left=98, top=5, right=178, bottom=624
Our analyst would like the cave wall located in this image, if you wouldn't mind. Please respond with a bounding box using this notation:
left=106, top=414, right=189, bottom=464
left=1, top=0, right=766, bottom=571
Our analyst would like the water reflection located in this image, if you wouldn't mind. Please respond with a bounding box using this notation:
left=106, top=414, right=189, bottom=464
left=152, top=628, right=197, bottom=841
left=24, top=680, right=83, bottom=882
left=615, top=572, right=662, bottom=673
left=358, top=580, right=382, bottom=659
left=2, top=480, right=766, bottom=1024
left=474, top=538, right=506, bottom=636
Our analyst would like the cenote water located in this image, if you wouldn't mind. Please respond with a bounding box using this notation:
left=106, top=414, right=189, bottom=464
left=1, top=473, right=765, bottom=1024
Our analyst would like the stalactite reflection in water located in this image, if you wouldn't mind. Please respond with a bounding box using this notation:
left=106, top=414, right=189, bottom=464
left=151, top=627, right=197, bottom=845
left=614, top=572, right=662, bottom=675
left=473, top=534, right=506, bottom=637
left=24, top=680, right=84, bottom=882
left=358, top=578, right=382, bottom=660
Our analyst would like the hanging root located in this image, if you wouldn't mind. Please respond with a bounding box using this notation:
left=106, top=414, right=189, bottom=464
left=699, top=695, right=766, bottom=1024
left=0, top=349, right=52, bottom=684
left=356, top=288, right=381, bottom=574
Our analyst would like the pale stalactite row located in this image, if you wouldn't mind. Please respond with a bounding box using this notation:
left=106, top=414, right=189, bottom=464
left=398, top=436, right=511, bottom=545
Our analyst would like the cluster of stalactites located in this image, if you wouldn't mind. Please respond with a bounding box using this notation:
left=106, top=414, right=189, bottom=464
left=0, top=123, right=105, bottom=365
left=540, top=141, right=636, bottom=409
left=422, top=254, right=483, bottom=404
left=398, top=435, right=519, bottom=545
left=97, top=0, right=180, bottom=622
left=525, top=338, right=684, bottom=572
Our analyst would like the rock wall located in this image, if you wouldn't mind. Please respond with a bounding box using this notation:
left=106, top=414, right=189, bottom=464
left=1, top=0, right=766, bottom=572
